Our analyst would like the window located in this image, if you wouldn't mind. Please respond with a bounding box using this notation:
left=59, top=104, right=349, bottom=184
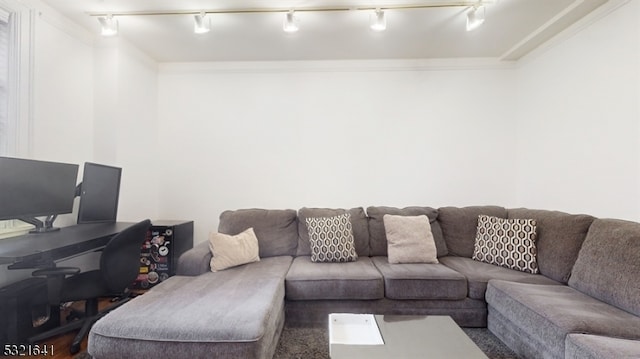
left=0, top=3, right=33, bottom=237
left=0, top=10, right=10, bottom=233
left=0, top=9, right=10, bottom=155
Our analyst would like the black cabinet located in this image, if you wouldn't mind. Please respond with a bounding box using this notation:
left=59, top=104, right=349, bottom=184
left=131, top=220, right=194, bottom=289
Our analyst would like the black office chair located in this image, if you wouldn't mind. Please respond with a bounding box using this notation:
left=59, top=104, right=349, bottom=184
left=29, top=219, right=151, bottom=354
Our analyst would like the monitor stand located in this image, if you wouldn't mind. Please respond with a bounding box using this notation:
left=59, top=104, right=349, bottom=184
left=17, top=215, right=61, bottom=234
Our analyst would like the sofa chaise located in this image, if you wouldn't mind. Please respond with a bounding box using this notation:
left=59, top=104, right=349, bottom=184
left=486, top=218, right=640, bottom=358
left=87, top=206, right=640, bottom=359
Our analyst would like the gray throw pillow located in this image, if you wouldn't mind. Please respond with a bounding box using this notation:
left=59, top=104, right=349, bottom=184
left=306, top=213, right=358, bottom=263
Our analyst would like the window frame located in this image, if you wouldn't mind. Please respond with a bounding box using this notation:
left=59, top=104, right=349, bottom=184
left=0, top=0, right=34, bottom=237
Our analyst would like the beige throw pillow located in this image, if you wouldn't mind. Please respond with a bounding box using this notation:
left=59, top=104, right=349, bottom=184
left=383, top=214, right=438, bottom=264
left=209, top=227, right=260, bottom=272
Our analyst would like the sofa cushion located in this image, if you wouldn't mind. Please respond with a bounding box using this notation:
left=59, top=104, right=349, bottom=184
left=89, top=256, right=293, bottom=359
left=565, top=334, right=640, bottom=359
left=285, top=256, right=384, bottom=300
left=306, top=213, right=357, bottom=263
left=438, top=206, right=507, bottom=258
left=439, top=256, right=559, bottom=300
left=297, top=207, right=369, bottom=257
left=176, top=241, right=213, bottom=276
left=371, top=256, right=467, bottom=300
left=569, top=218, right=640, bottom=317
left=219, top=209, right=298, bottom=257
left=472, top=215, right=539, bottom=274
left=508, top=208, right=595, bottom=283
left=486, top=280, right=640, bottom=359
left=209, top=228, right=260, bottom=271
left=383, top=214, right=438, bottom=264
left=367, top=206, right=447, bottom=257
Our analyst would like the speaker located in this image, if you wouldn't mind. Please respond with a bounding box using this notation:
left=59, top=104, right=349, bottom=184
left=0, top=278, right=60, bottom=345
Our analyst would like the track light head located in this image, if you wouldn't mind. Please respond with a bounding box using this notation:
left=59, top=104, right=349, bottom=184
left=370, top=9, right=386, bottom=32
left=283, top=10, right=299, bottom=33
left=194, top=12, right=211, bottom=34
left=466, top=5, right=485, bottom=31
left=98, top=15, right=118, bottom=37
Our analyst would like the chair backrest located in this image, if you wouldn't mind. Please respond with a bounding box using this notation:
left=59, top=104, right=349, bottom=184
left=100, top=219, right=151, bottom=293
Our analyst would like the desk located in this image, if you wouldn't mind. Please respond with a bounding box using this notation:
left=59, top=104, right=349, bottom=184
left=0, top=222, right=134, bottom=269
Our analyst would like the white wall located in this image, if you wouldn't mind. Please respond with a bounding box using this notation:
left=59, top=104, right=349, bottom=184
left=93, top=38, right=159, bottom=222
left=514, top=0, right=640, bottom=220
left=4, top=0, right=639, bottom=287
left=157, top=0, right=640, bottom=243
left=31, top=9, right=159, bottom=226
left=158, top=62, right=517, bottom=243
left=1, top=5, right=159, bottom=286
left=27, top=1, right=159, bottom=226
left=31, top=10, right=94, bottom=228
left=0, top=8, right=96, bottom=286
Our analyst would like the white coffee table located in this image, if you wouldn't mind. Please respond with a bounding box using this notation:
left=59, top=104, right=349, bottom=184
left=329, top=314, right=489, bottom=359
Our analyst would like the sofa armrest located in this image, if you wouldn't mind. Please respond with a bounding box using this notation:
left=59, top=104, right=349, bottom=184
left=176, top=241, right=211, bottom=276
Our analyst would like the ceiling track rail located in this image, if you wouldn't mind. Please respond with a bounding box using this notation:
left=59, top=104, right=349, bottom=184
left=87, top=1, right=495, bottom=17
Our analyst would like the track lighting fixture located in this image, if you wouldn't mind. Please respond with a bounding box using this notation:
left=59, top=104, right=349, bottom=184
left=370, top=9, right=386, bottom=32
left=194, top=11, right=210, bottom=34
left=90, top=2, right=493, bottom=35
left=466, top=5, right=485, bottom=31
left=98, top=15, right=118, bottom=37
left=283, top=10, right=299, bottom=33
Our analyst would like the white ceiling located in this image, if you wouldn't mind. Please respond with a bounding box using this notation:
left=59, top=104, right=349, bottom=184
left=40, top=0, right=609, bottom=62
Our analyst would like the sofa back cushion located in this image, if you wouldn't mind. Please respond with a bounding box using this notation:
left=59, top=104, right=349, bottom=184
left=568, top=218, right=640, bottom=317
left=297, top=207, right=370, bottom=257
left=367, top=206, right=447, bottom=257
left=218, top=209, right=298, bottom=257
left=508, top=208, right=595, bottom=283
left=438, top=206, right=507, bottom=257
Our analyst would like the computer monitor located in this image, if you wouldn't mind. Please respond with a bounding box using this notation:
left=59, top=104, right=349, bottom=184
left=77, top=162, right=122, bottom=224
left=0, top=156, right=79, bottom=232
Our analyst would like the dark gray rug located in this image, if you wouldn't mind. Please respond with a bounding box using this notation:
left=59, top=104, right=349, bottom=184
left=75, top=325, right=519, bottom=359
left=274, top=325, right=520, bottom=359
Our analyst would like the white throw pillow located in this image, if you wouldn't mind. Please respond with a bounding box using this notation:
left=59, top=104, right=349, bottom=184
left=383, top=214, right=438, bottom=264
left=209, top=227, right=260, bottom=272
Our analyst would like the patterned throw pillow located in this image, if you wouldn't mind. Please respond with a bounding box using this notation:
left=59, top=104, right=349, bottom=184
left=472, top=215, right=539, bottom=274
left=306, top=213, right=358, bottom=263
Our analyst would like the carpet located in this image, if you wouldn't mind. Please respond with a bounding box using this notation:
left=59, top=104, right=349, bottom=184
left=273, top=325, right=519, bottom=359
left=75, top=325, right=519, bottom=359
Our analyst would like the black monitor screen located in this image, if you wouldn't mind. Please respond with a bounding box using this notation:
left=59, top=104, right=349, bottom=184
left=77, top=162, right=122, bottom=223
left=0, top=157, right=79, bottom=220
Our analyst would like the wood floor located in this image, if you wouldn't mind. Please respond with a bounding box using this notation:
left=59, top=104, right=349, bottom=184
left=25, top=324, right=86, bottom=359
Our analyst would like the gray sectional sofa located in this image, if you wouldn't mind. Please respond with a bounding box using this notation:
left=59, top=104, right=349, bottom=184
left=87, top=206, right=640, bottom=359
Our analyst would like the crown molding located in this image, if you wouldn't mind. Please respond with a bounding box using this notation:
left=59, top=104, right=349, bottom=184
left=510, top=0, right=631, bottom=65
left=20, top=0, right=94, bottom=46
left=159, top=58, right=516, bottom=74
